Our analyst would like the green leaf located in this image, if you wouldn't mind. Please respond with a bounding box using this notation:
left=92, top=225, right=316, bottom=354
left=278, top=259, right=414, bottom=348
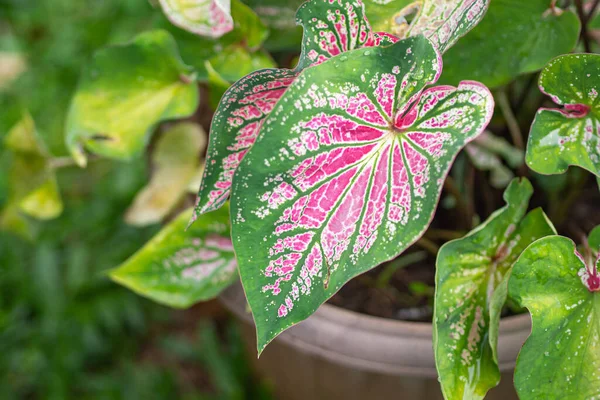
left=434, top=178, right=556, bottom=400
left=404, top=0, right=491, bottom=54
left=509, top=236, right=600, bottom=400
left=526, top=54, right=600, bottom=178
left=158, top=0, right=234, bottom=38
left=441, top=0, right=581, bottom=88
left=193, top=0, right=398, bottom=218
left=2, top=113, right=63, bottom=221
left=231, top=36, right=494, bottom=353
left=125, top=122, right=206, bottom=227
left=66, top=30, right=199, bottom=166
left=111, top=206, right=237, bottom=308
left=208, top=45, right=276, bottom=82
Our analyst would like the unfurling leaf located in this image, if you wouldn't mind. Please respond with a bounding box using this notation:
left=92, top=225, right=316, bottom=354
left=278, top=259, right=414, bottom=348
left=404, top=0, right=490, bottom=54
left=125, top=122, right=206, bottom=227
left=526, top=54, right=600, bottom=178
left=1, top=113, right=63, bottom=226
left=111, top=206, right=236, bottom=308
left=434, top=178, right=555, bottom=400
left=193, top=0, right=399, bottom=219
left=158, top=0, right=234, bottom=38
left=509, top=236, right=600, bottom=400
left=66, top=30, right=199, bottom=166
left=441, top=0, right=580, bottom=88
left=231, top=36, right=494, bottom=352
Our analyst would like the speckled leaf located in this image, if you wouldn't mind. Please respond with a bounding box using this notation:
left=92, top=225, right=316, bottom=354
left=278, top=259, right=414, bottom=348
left=526, top=54, right=600, bottom=178
left=111, top=206, right=236, bottom=308
left=193, top=0, right=399, bottom=218
left=509, top=236, right=600, bottom=400
left=3, top=113, right=63, bottom=220
left=66, top=30, right=199, bottom=166
left=231, top=36, right=494, bottom=352
left=441, top=0, right=580, bottom=88
left=404, top=0, right=490, bottom=54
left=434, top=178, right=555, bottom=400
left=159, top=0, right=234, bottom=38
left=125, top=122, right=206, bottom=227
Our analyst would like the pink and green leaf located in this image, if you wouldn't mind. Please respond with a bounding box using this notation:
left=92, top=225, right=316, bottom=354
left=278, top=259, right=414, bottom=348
left=526, top=54, right=600, bottom=178
left=192, top=0, right=400, bottom=219
left=509, top=236, right=600, bottom=400
left=434, top=178, right=556, bottom=400
left=158, top=0, right=234, bottom=38
left=230, top=35, right=494, bottom=352
left=110, top=205, right=237, bottom=308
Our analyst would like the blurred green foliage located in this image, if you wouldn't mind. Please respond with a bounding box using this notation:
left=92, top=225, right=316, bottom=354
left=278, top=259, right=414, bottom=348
left=0, top=0, right=272, bottom=398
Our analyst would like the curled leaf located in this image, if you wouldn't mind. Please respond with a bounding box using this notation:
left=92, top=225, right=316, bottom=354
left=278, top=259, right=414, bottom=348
left=66, top=30, right=199, bottom=166
left=125, top=122, right=206, bottom=227
left=159, top=0, right=234, bottom=38
left=526, top=54, right=600, bottom=178
left=434, top=178, right=555, bottom=400
left=509, top=236, right=600, bottom=400
left=111, top=206, right=237, bottom=308
left=231, top=36, right=494, bottom=352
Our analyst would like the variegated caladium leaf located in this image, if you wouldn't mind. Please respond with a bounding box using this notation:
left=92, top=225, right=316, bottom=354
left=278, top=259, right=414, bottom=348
left=403, top=0, right=490, bottom=54
left=440, top=0, right=581, bottom=88
left=110, top=206, right=236, bottom=308
left=526, top=54, right=600, bottom=178
left=66, top=30, right=199, bottom=166
left=509, top=236, right=600, bottom=400
left=192, top=0, right=399, bottom=219
left=158, top=0, right=234, bottom=38
left=434, top=178, right=556, bottom=400
left=230, top=36, right=494, bottom=352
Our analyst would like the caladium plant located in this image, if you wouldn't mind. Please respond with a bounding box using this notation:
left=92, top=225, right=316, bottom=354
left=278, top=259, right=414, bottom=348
left=11, top=0, right=599, bottom=398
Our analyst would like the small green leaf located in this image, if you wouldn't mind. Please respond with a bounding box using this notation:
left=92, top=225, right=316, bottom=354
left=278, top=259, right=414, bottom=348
left=509, top=236, right=600, bottom=400
left=434, top=178, right=556, bottom=400
left=125, top=122, right=206, bottom=227
left=2, top=113, right=63, bottom=221
left=158, top=0, right=234, bottom=38
left=111, top=206, right=237, bottom=308
left=208, top=45, right=276, bottom=82
left=362, top=0, right=414, bottom=33
left=66, top=30, right=199, bottom=166
left=231, top=36, right=494, bottom=353
left=526, top=54, right=600, bottom=178
left=441, top=0, right=581, bottom=88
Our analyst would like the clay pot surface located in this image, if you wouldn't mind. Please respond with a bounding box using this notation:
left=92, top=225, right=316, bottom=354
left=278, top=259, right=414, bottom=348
left=220, top=283, right=530, bottom=400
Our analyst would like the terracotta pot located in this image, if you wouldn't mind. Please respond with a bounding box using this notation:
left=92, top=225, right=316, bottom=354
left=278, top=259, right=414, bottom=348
left=220, top=283, right=530, bottom=400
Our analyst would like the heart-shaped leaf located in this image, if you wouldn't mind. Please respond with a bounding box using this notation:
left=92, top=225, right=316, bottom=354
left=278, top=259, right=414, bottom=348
left=125, top=122, right=206, bottom=227
left=404, top=0, right=491, bottom=54
left=158, top=0, right=234, bottom=38
left=66, top=30, right=199, bottom=166
left=192, top=0, right=398, bottom=219
left=526, top=54, right=600, bottom=178
left=441, top=0, right=581, bottom=88
left=230, top=36, right=494, bottom=352
left=111, top=205, right=237, bottom=308
left=509, top=236, right=600, bottom=400
left=434, top=178, right=555, bottom=400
